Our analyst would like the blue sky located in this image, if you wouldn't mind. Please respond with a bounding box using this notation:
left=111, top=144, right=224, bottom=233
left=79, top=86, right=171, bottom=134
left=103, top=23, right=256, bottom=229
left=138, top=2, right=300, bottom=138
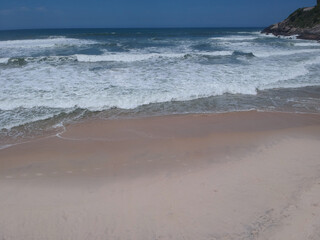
left=0, top=0, right=316, bottom=30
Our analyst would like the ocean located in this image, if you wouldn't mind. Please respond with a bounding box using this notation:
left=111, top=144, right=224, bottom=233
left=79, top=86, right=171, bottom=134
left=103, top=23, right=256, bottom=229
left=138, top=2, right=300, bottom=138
left=0, top=28, right=320, bottom=144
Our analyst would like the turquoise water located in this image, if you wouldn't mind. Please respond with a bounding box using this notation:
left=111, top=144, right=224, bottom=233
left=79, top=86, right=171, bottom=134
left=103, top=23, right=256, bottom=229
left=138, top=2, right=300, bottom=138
left=0, top=28, right=320, bottom=140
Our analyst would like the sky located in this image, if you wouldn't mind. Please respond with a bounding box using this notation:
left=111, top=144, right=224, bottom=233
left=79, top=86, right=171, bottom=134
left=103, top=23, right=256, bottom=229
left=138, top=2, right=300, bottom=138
left=0, top=0, right=317, bottom=30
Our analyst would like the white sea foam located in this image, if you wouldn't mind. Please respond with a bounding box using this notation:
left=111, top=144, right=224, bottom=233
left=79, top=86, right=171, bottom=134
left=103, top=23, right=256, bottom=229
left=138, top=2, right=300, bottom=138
left=0, top=56, right=77, bottom=65
left=0, top=144, right=15, bottom=150
left=0, top=37, right=97, bottom=58
left=211, top=36, right=258, bottom=41
left=75, top=53, right=184, bottom=62
left=254, top=49, right=320, bottom=58
left=199, top=51, right=233, bottom=56
left=0, top=51, right=234, bottom=65
left=280, top=35, right=299, bottom=39
left=0, top=58, right=9, bottom=64
left=294, top=42, right=320, bottom=47
left=75, top=51, right=233, bottom=63
left=0, top=37, right=96, bottom=49
left=237, top=31, right=261, bottom=35
left=262, top=33, right=299, bottom=39
left=1, top=49, right=318, bottom=112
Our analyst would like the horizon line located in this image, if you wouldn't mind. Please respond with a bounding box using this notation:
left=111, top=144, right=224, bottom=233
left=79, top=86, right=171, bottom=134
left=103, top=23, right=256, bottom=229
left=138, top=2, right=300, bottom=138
left=0, top=26, right=266, bottom=32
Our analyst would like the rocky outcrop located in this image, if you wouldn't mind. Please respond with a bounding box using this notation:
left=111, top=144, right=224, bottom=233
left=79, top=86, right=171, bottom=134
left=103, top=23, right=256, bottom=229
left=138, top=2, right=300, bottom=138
left=262, top=3, right=320, bottom=40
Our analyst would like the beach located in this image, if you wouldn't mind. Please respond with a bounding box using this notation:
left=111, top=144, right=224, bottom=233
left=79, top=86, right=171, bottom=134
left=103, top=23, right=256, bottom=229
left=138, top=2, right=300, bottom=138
left=1, top=27, right=320, bottom=240
left=1, top=111, right=320, bottom=240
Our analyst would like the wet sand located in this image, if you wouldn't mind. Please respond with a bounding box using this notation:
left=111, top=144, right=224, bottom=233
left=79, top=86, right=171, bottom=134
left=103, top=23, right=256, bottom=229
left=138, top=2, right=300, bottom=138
left=1, top=111, right=320, bottom=240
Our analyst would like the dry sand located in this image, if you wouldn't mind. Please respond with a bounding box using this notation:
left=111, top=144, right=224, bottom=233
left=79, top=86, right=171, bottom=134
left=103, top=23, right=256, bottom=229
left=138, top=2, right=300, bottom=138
left=0, top=111, right=320, bottom=240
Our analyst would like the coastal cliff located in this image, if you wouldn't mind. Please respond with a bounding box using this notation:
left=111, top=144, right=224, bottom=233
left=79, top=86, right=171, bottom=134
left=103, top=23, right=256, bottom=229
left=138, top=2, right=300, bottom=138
left=262, top=1, right=320, bottom=40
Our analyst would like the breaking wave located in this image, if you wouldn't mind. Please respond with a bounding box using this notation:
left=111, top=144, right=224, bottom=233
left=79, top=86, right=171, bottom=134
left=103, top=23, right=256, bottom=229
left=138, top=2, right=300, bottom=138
left=0, top=28, right=320, bottom=142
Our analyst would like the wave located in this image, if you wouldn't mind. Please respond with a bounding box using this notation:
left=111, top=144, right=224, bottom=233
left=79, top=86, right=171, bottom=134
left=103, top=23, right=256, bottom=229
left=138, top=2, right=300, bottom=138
left=1, top=55, right=317, bottom=112
left=232, top=51, right=255, bottom=57
left=5, top=48, right=317, bottom=66
left=294, top=42, right=320, bottom=47
left=0, top=51, right=236, bottom=65
left=0, top=56, right=77, bottom=66
left=1, top=54, right=186, bottom=65
left=3, top=48, right=319, bottom=66
left=237, top=31, right=261, bottom=35
left=0, top=58, right=9, bottom=64
left=254, top=49, right=320, bottom=58
left=0, top=106, right=78, bottom=130
left=0, top=37, right=97, bottom=49
left=0, top=37, right=99, bottom=58
left=262, top=33, right=299, bottom=40
left=198, top=51, right=234, bottom=56
left=1, top=85, right=320, bottom=134
left=76, top=51, right=234, bottom=62
left=73, top=32, right=119, bottom=37
left=1, top=29, right=320, bottom=142
left=211, top=36, right=259, bottom=41
left=75, top=53, right=186, bottom=62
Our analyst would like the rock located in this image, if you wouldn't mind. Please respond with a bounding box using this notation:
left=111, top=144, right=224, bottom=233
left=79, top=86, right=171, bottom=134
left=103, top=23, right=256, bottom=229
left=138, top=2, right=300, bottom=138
left=262, top=3, right=320, bottom=40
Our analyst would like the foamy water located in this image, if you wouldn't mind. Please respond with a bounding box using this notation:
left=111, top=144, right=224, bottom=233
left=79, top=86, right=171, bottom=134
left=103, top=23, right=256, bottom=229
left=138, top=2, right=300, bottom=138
left=0, top=28, right=320, bottom=139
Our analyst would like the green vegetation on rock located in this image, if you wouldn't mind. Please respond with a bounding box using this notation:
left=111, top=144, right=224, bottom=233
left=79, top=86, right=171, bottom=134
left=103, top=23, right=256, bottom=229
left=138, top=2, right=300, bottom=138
left=287, top=5, right=320, bottom=28
left=262, top=1, right=320, bottom=40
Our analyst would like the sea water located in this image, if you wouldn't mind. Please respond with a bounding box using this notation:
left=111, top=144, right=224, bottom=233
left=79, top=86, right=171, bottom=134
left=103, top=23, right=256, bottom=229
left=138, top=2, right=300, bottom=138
left=0, top=28, right=320, bottom=141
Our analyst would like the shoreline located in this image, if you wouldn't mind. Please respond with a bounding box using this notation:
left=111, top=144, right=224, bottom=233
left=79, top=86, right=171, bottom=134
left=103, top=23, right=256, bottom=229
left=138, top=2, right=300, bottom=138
left=1, top=111, right=320, bottom=239
left=2, top=109, right=320, bottom=150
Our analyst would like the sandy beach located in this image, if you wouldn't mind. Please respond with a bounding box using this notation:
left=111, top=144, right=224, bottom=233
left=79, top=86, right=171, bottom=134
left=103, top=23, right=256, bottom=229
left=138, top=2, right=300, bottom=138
left=1, top=111, right=320, bottom=240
